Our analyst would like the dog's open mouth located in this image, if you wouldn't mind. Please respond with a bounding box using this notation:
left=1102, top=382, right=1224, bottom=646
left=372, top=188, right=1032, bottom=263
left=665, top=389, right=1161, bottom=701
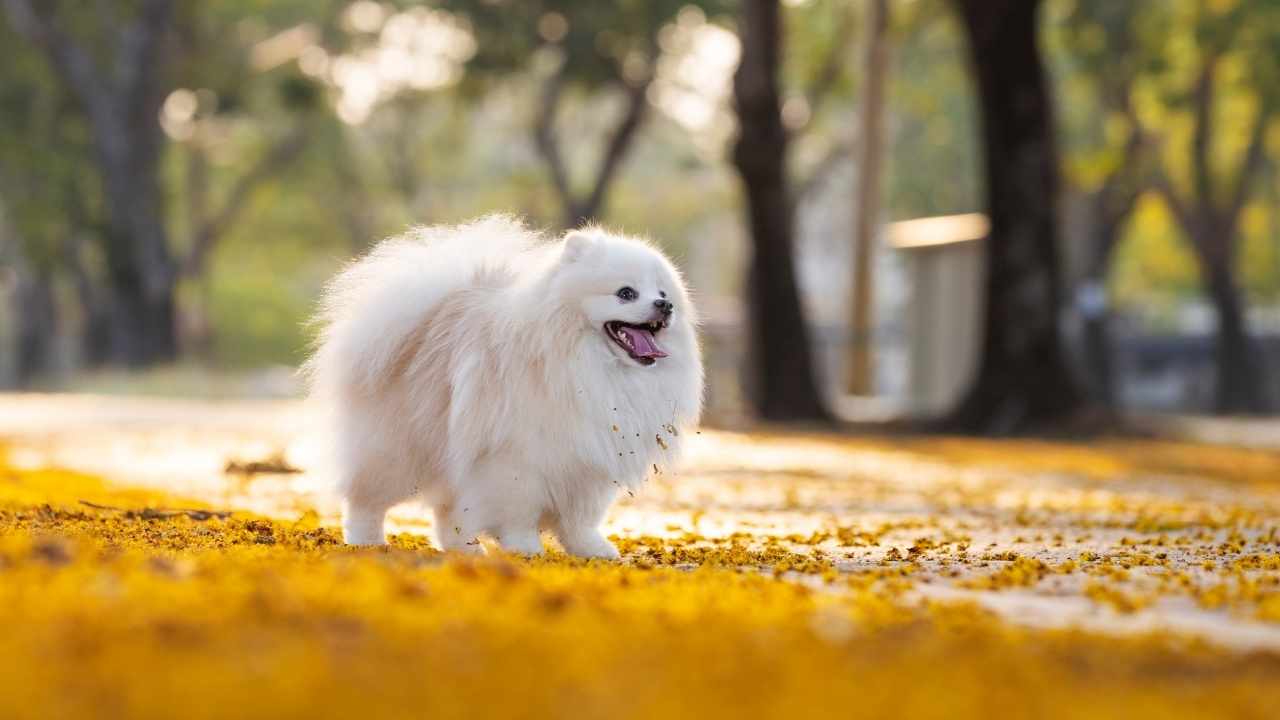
left=605, top=320, right=669, bottom=366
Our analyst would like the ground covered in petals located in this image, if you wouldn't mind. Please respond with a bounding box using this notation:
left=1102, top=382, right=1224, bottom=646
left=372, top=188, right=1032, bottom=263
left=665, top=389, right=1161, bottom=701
left=2, top=396, right=1279, bottom=719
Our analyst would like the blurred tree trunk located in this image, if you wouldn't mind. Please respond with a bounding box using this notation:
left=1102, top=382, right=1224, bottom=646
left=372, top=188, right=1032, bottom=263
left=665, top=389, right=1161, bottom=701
left=13, top=266, right=57, bottom=387
left=99, top=135, right=178, bottom=366
left=4, top=0, right=178, bottom=367
left=61, top=180, right=114, bottom=368
left=1153, top=50, right=1272, bottom=415
left=1076, top=148, right=1143, bottom=407
left=731, top=0, right=831, bottom=423
left=1077, top=204, right=1124, bottom=406
left=1056, top=1, right=1148, bottom=411
left=847, top=0, right=890, bottom=396
left=1076, top=81, right=1144, bottom=408
left=1202, top=246, right=1258, bottom=413
left=67, top=258, right=113, bottom=369
left=942, top=0, right=1084, bottom=434
left=1172, top=206, right=1265, bottom=414
left=0, top=190, right=58, bottom=385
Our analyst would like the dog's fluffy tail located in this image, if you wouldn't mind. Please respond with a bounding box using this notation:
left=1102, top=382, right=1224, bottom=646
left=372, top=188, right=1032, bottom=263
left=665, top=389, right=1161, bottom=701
left=303, top=214, right=540, bottom=398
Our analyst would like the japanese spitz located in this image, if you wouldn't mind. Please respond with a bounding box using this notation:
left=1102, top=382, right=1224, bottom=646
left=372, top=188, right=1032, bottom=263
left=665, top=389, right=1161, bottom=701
left=305, top=215, right=703, bottom=558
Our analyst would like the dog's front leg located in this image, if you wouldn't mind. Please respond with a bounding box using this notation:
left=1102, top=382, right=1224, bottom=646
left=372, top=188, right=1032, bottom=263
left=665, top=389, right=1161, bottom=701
left=433, top=502, right=485, bottom=555
left=552, top=485, right=620, bottom=559
left=558, top=526, right=620, bottom=559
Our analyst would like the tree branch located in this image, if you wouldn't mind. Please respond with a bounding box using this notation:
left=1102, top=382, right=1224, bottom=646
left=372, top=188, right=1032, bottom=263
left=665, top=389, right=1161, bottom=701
left=0, top=0, right=44, bottom=38
left=1095, top=95, right=1149, bottom=228
left=1090, top=172, right=1143, bottom=278
left=114, top=0, right=173, bottom=99
left=328, top=138, right=376, bottom=252
left=182, top=126, right=310, bottom=277
left=380, top=101, right=427, bottom=212
left=1153, top=171, right=1195, bottom=234
left=0, top=182, right=16, bottom=260
left=533, top=62, right=575, bottom=219
left=1, top=0, right=110, bottom=118
left=577, top=77, right=651, bottom=225
left=798, top=4, right=855, bottom=134
left=1223, top=100, right=1272, bottom=230
left=1190, top=49, right=1219, bottom=209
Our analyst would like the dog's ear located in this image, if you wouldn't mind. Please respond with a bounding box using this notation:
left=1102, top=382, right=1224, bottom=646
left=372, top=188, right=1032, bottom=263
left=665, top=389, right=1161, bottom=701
left=561, top=230, right=596, bottom=264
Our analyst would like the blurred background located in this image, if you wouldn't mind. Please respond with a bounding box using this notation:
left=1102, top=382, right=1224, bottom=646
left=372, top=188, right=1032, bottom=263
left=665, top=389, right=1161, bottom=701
left=1, top=0, right=1278, bottom=431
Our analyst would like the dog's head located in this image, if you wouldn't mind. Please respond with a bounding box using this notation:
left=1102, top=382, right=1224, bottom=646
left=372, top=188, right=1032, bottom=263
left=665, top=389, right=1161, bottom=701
left=550, top=227, right=697, bottom=369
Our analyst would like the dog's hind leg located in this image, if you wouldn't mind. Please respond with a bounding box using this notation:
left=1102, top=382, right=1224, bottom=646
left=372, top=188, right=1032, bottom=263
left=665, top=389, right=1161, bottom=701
left=339, top=460, right=414, bottom=546
left=335, top=419, right=414, bottom=545
left=343, top=499, right=391, bottom=545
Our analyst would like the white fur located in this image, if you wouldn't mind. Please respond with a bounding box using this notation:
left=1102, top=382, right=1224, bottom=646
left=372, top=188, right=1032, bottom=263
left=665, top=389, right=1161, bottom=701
left=304, top=215, right=704, bottom=557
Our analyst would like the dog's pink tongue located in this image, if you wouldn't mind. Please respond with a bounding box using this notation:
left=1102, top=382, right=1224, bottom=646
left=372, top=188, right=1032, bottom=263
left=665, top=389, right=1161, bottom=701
left=619, top=326, right=668, bottom=359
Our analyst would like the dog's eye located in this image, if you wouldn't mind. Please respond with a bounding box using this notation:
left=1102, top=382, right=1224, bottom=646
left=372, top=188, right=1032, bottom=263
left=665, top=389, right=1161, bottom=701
left=616, top=287, right=638, bottom=302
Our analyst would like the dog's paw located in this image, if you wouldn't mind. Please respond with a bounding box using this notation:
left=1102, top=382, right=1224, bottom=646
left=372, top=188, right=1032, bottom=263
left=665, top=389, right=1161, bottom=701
left=584, top=541, right=621, bottom=560
left=343, top=504, right=388, bottom=546
left=495, top=529, right=545, bottom=556
left=561, top=531, right=620, bottom=560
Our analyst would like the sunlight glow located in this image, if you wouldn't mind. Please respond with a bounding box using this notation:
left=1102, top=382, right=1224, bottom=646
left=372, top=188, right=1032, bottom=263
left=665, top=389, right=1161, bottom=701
left=537, top=12, right=569, bottom=43
left=160, top=88, right=198, bottom=141
left=298, top=46, right=331, bottom=78
left=250, top=24, right=320, bottom=72
left=344, top=0, right=388, bottom=34
left=323, top=4, right=476, bottom=125
left=651, top=9, right=740, bottom=145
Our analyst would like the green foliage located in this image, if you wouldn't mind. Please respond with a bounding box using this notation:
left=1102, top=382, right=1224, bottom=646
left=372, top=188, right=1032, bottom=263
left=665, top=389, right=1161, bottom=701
left=1045, top=0, right=1280, bottom=304
left=784, top=0, right=982, bottom=221
left=886, top=0, right=981, bottom=219
left=8, top=0, right=1280, bottom=373
left=440, top=0, right=730, bottom=88
left=1108, top=193, right=1198, bottom=311
left=0, top=17, right=97, bottom=273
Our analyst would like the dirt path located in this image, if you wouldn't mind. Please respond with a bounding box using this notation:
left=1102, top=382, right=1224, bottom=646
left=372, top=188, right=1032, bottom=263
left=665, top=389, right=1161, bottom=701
left=3, top=393, right=1279, bottom=651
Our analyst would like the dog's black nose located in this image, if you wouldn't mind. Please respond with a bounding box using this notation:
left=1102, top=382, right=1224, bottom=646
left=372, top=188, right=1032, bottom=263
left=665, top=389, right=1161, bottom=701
left=654, top=299, right=673, bottom=315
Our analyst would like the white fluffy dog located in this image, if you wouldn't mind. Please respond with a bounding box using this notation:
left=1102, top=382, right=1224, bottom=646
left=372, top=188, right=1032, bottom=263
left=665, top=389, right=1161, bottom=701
left=305, top=215, right=703, bottom=558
